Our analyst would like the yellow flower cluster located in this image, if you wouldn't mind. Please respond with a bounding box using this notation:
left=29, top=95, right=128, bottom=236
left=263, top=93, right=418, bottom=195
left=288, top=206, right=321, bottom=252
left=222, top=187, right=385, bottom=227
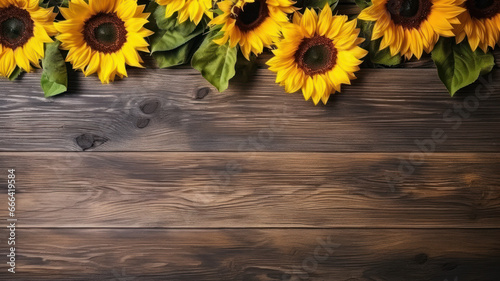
left=0, top=0, right=153, bottom=83
left=55, top=0, right=153, bottom=83
left=0, top=0, right=56, bottom=77
left=210, top=0, right=499, bottom=104
left=267, top=8, right=367, bottom=105
left=0, top=0, right=498, bottom=102
left=210, top=1, right=368, bottom=104
left=359, top=0, right=500, bottom=56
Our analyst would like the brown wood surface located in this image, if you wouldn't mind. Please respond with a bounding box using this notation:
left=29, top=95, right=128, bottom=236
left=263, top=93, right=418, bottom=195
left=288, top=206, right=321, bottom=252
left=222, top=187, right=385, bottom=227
left=0, top=68, right=499, bottom=152
left=3, top=229, right=500, bottom=280
left=1, top=2, right=499, bottom=278
left=0, top=152, right=499, bottom=228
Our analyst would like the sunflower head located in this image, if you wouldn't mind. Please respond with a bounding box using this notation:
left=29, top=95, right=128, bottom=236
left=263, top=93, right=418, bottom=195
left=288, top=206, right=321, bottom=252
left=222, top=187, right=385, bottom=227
left=211, top=0, right=296, bottom=59
left=156, top=0, right=213, bottom=25
left=454, top=0, right=500, bottom=52
left=0, top=0, right=56, bottom=77
left=55, top=0, right=153, bottom=84
left=359, top=0, right=465, bottom=59
left=267, top=6, right=367, bottom=105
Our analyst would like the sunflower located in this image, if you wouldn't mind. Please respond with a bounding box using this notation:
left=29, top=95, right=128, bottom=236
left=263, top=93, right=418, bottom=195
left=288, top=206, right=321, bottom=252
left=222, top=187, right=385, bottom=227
left=358, top=0, right=465, bottom=59
left=156, top=0, right=213, bottom=25
left=0, top=0, right=56, bottom=77
left=267, top=6, right=367, bottom=105
left=210, top=0, right=296, bottom=59
left=55, top=0, right=153, bottom=84
left=454, top=0, right=500, bottom=52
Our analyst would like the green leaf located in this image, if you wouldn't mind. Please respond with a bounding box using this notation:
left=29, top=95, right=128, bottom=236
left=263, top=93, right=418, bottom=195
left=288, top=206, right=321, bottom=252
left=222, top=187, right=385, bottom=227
left=303, top=0, right=339, bottom=9
left=152, top=4, right=177, bottom=31
left=369, top=39, right=401, bottom=66
left=143, top=1, right=159, bottom=32
left=355, top=0, right=372, bottom=9
left=41, top=41, right=68, bottom=98
left=60, top=0, right=69, bottom=7
left=213, top=8, right=224, bottom=16
left=8, top=67, right=23, bottom=81
left=235, top=51, right=257, bottom=82
left=192, top=28, right=237, bottom=92
left=150, top=6, right=207, bottom=52
left=151, top=21, right=204, bottom=52
left=358, top=19, right=401, bottom=66
left=145, top=0, right=158, bottom=13
left=358, top=19, right=373, bottom=45
left=40, top=0, right=69, bottom=8
left=153, top=37, right=199, bottom=68
left=431, top=37, right=495, bottom=96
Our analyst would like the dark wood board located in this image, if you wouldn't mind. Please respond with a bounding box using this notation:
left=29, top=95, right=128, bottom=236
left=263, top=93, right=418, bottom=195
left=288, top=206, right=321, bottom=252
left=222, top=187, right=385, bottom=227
left=2, top=228, right=499, bottom=280
left=1, top=2, right=499, bottom=278
left=0, top=69, right=499, bottom=152
left=0, top=152, right=499, bottom=228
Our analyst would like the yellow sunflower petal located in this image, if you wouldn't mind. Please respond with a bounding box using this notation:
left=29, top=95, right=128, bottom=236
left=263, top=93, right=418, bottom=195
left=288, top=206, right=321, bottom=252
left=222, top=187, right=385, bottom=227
left=56, top=0, right=151, bottom=83
left=211, top=0, right=294, bottom=60
left=358, top=0, right=464, bottom=58
left=267, top=6, right=365, bottom=105
left=0, top=49, right=16, bottom=77
left=0, top=0, right=56, bottom=77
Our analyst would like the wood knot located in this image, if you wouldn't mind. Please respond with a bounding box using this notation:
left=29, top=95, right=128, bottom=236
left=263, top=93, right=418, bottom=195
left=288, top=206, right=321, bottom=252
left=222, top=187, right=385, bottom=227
left=469, top=209, right=479, bottom=220
left=136, top=118, right=150, bottom=129
left=414, top=253, right=428, bottom=264
left=140, top=100, right=160, bottom=115
left=442, top=262, right=458, bottom=271
left=195, top=87, right=211, bottom=99
left=75, top=134, right=108, bottom=151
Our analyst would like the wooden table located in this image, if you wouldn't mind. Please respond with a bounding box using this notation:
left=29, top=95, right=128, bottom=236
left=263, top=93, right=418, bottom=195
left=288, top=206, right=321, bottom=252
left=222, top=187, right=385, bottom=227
left=1, top=7, right=500, bottom=281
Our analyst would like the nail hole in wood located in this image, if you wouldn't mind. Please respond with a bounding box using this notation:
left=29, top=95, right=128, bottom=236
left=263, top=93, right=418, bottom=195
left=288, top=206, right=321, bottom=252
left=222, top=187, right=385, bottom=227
left=195, top=87, right=211, bottom=99
left=140, top=100, right=160, bottom=115
left=136, top=118, right=150, bottom=129
left=75, top=134, right=108, bottom=151
left=442, top=262, right=458, bottom=271
left=414, top=253, right=428, bottom=264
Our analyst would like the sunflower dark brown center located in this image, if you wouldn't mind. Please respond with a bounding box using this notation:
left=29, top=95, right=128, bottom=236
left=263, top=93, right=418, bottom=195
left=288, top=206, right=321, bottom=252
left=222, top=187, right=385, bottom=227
left=232, top=0, right=269, bottom=31
left=386, top=0, right=432, bottom=29
left=83, top=12, right=127, bottom=53
left=0, top=5, right=34, bottom=50
left=466, top=0, right=500, bottom=19
left=295, top=36, right=337, bottom=76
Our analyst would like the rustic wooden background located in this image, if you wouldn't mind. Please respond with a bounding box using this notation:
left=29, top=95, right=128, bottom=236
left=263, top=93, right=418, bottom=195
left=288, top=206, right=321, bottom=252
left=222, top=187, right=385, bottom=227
left=1, top=2, right=500, bottom=280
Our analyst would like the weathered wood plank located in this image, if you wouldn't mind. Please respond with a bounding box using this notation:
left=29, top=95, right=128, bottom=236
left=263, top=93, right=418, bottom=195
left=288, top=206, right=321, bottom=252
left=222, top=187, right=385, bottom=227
left=4, top=228, right=499, bottom=280
left=1, top=152, right=499, bottom=228
left=0, top=69, right=499, bottom=152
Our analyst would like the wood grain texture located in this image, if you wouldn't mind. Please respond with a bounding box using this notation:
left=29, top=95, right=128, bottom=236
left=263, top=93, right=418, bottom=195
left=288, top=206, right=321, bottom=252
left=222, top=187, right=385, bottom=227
left=1, top=2, right=499, bottom=278
left=2, top=228, right=499, bottom=280
left=0, top=68, right=499, bottom=152
left=1, top=152, right=499, bottom=228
